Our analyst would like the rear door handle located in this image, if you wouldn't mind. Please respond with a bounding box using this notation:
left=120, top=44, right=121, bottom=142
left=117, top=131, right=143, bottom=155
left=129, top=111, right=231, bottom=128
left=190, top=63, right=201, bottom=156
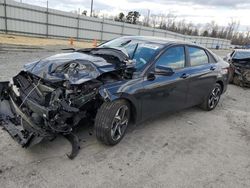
left=210, top=66, right=216, bottom=71
left=180, top=73, right=190, bottom=79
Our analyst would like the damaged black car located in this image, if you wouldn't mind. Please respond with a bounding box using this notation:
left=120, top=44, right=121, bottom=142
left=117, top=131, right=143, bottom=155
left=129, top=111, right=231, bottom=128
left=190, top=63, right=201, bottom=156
left=0, top=36, right=229, bottom=159
left=225, top=49, right=250, bottom=87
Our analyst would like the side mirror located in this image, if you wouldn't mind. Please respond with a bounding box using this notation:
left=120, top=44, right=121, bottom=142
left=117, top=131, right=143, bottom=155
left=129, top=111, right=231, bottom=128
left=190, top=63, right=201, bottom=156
left=147, top=72, right=155, bottom=81
left=155, top=65, right=174, bottom=76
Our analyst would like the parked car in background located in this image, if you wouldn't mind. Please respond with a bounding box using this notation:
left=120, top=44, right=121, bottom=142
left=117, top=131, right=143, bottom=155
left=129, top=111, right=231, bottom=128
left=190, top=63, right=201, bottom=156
left=0, top=36, right=229, bottom=159
left=244, top=44, right=250, bottom=49
left=224, top=49, right=250, bottom=87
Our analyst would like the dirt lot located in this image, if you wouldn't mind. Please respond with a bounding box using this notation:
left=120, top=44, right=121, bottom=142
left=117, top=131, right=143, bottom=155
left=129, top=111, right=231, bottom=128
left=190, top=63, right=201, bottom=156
left=0, top=34, right=93, bottom=48
left=0, top=43, right=250, bottom=188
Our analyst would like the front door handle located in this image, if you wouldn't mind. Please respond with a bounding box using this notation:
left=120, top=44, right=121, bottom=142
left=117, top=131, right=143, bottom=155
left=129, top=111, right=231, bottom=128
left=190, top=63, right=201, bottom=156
left=180, top=73, right=190, bottom=79
left=210, top=66, right=216, bottom=71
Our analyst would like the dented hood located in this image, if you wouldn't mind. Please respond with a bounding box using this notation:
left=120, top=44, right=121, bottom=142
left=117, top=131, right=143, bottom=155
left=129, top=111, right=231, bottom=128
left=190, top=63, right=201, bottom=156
left=24, top=51, right=125, bottom=85
left=232, top=57, right=250, bottom=69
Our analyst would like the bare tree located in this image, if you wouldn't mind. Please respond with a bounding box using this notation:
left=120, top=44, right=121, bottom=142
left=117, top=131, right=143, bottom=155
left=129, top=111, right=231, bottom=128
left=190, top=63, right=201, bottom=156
left=150, top=14, right=158, bottom=28
left=226, top=18, right=240, bottom=39
left=111, top=11, right=249, bottom=45
left=92, top=10, right=99, bottom=18
left=165, top=13, right=177, bottom=28
left=142, top=16, right=150, bottom=27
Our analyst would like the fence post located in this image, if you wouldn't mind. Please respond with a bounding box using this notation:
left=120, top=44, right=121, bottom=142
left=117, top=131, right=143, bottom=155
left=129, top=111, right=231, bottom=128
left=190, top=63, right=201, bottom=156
left=76, top=14, right=80, bottom=40
left=138, top=25, right=142, bottom=36
left=121, top=22, right=124, bottom=36
left=46, top=0, right=49, bottom=38
left=4, top=0, right=7, bottom=34
left=100, top=16, right=104, bottom=42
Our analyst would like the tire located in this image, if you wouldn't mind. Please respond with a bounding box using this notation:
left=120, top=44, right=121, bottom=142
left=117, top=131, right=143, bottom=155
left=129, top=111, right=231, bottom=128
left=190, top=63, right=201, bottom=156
left=200, top=83, right=222, bottom=111
left=95, top=99, right=130, bottom=145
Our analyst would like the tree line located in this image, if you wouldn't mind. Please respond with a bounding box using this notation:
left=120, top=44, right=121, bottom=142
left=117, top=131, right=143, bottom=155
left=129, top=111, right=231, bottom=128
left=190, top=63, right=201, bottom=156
left=78, top=10, right=249, bottom=46
left=113, top=12, right=249, bottom=46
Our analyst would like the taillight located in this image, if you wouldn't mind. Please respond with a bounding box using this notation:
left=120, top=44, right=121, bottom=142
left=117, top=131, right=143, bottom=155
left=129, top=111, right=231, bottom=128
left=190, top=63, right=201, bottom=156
left=221, top=67, right=229, bottom=74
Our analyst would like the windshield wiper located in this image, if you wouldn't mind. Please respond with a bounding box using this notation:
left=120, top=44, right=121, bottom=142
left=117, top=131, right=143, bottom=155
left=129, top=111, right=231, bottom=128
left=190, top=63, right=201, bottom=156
left=120, top=40, right=132, bottom=47
left=131, top=43, right=139, bottom=59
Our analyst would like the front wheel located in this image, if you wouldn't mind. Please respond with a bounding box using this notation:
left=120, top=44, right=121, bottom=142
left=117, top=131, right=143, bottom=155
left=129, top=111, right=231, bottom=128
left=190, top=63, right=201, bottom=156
left=95, top=100, right=130, bottom=145
left=200, top=83, right=222, bottom=111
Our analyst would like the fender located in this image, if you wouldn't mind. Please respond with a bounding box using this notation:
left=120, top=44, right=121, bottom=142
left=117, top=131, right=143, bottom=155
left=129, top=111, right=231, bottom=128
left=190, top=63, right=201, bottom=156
left=98, top=80, right=143, bottom=123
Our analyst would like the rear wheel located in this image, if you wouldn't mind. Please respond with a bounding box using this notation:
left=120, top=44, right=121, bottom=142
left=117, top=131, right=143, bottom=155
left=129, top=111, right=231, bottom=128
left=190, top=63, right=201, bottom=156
left=95, top=100, right=130, bottom=145
left=200, top=83, right=222, bottom=111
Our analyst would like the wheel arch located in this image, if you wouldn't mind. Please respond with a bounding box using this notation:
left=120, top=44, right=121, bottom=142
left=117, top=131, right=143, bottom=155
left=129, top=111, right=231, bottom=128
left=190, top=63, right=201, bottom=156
left=119, top=97, right=137, bottom=124
left=216, top=80, right=224, bottom=93
left=98, top=88, right=139, bottom=124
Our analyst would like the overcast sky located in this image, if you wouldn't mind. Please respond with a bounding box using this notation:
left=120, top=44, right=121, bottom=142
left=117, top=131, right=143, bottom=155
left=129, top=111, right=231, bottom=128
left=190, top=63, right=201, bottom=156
left=21, top=0, right=250, bottom=31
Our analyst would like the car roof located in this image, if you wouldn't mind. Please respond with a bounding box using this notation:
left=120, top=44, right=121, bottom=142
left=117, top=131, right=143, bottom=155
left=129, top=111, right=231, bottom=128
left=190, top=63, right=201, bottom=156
left=234, top=49, right=250, bottom=52
left=120, top=36, right=196, bottom=46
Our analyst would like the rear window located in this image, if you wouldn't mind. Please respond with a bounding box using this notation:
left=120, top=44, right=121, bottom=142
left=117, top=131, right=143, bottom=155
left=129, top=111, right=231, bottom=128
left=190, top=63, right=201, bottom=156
left=188, top=47, right=209, bottom=66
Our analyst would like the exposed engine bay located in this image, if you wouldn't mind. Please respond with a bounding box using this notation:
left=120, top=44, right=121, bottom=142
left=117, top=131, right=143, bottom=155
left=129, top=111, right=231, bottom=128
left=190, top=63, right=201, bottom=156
left=0, top=48, right=135, bottom=159
left=231, top=58, right=250, bottom=87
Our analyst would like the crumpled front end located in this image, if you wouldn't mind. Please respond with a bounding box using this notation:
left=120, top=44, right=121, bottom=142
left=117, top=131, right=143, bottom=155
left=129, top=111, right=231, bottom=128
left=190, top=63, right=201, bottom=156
left=0, top=71, right=102, bottom=158
left=0, top=48, right=133, bottom=159
left=0, top=81, right=49, bottom=148
left=231, top=58, right=250, bottom=87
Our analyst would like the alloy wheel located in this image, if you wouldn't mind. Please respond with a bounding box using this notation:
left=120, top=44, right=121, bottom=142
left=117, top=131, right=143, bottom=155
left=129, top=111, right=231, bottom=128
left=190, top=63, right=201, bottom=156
left=111, top=105, right=129, bottom=141
left=208, top=86, right=221, bottom=109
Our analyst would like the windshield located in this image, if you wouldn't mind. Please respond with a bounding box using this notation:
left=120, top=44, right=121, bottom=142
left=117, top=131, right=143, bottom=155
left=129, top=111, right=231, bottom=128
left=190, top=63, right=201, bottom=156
left=99, top=38, right=163, bottom=71
left=234, top=51, right=250, bottom=59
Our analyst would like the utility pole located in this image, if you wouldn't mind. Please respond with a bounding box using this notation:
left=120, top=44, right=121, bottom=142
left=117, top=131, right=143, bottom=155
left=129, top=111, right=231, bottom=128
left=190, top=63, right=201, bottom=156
left=90, top=0, right=93, bottom=17
left=4, top=0, right=7, bottom=34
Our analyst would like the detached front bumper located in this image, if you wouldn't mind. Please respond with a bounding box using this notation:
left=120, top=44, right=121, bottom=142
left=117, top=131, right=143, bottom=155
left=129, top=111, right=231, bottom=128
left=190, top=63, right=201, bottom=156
left=0, top=81, right=81, bottom=159
left=0, top=81, right=55, bottom=147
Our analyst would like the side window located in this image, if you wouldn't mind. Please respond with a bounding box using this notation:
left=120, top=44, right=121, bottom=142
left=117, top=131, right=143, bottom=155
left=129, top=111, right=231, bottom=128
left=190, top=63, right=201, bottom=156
left=156, top=46, right=185, bottom=69
left=188, top=47, right=209, bottom=66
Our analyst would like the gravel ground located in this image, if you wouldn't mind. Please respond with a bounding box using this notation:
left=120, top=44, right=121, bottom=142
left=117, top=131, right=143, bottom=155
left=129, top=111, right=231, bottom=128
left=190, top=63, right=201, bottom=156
left=0, top=45, right=250, bottom=188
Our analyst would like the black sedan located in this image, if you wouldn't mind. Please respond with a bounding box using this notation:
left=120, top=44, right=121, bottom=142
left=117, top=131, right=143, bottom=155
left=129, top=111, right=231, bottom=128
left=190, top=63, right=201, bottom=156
left=0, top=36, right=229, bottom=158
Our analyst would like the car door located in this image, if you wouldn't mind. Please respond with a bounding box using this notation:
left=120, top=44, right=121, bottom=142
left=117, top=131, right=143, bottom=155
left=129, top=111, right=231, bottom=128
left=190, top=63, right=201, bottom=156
left=141, top=45, right=190, bottom=118
left=185, top=46, right=218, bottom=107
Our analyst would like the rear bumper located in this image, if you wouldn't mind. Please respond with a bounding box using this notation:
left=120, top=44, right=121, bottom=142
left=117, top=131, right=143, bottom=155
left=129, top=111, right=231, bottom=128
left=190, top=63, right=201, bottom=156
left=220, top=72, right=229, bottom=94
